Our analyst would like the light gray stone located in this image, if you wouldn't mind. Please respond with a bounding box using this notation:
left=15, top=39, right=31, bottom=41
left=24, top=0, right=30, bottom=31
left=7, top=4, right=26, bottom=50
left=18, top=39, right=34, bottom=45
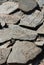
left=19, top=10, right=43, bottom=28
left=9, top=25, right=38, bottom=41
left=0, top=0, right=7, bottom=5
left=37, top=23, right=44, bottom=34
left=7, top=41, right=42, bottom=64
left=35, top=41, right=44, bottom=46
left=0, top=14, right=20, bottom=26
left=0, top=1, right=19, bottom=14
left=18, top=0, right=37, bottom=12
left=0, top=28, right=12, bottom=43
left=0, top=47, right=11, bottom=64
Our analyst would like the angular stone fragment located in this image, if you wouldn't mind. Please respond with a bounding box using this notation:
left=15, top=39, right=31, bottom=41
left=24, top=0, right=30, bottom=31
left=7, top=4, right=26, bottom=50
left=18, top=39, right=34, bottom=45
left=9, top=25, right=38, bottom=41
left=0, top=1, right=19, bottom=14
left=0, top=47, right=11, bottom=64
left=19, top=0, right=37, bottom=12
left=0, top=14, right=20, bottom=26
left=0, top=28, right=12, bottom=43
left=19, top=10, right=43, bottom=28
left=7, top=41, right=42, bottom=64
left=36, top=0, right=44, bottom=7
left=37, top=23, right=44, bottom=34
left=35, top=41, right=44, bottom=46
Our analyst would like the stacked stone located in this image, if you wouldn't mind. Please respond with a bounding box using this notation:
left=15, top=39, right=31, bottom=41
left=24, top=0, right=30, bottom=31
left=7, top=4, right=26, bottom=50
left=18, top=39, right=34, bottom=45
left=0, top=0, right=44, bottom=65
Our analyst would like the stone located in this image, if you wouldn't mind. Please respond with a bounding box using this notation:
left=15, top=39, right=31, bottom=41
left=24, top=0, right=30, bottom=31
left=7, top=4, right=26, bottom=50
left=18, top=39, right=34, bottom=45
left=0, top=41, right=13, bottom=48
left=0, top=14, right=20, bottom=26
left=9, top=25, right=38, bottom=41
left=35, top=41, right=44, bottom=46
left=37, top=23, right=44, bottom=34
left=0, top=47, right=11, bottom=64
left=7, top=41, right=42, bottom=64
left=36, top=0, right=44, bottom=7
left=0, top=28, right=12, bottom=43
left=19, top=0, right=37, bottom=12
left=19, top=10, right=43, bottom=28
left=0, top=1, right=19, bottom=14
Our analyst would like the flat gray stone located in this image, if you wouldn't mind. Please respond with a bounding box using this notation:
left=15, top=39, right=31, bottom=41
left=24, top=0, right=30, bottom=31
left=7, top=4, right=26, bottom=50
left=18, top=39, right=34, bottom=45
left=37, top=23, right=44, bottom=34
left=0, top=28, right=12, bottom=43
left=9, top=25, right=38, bottom=41
left=19, top=10, right=43, bottom=28
left=19, top=0, right=37, bottom=12
left=35, top=41, right=44, bottom=46
left=0, top=14, right=20, bottom=26
left=7, top=41, right=42, bottom=64
left=0, top=47, right=11, bottom=64
left=0, top=1, right=19, bottom=14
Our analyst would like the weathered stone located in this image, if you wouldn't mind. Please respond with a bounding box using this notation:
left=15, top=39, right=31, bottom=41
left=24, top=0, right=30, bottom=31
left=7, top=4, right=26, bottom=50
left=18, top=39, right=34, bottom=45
left=7, top=41, right=42, bottom=64
left=19, top=0, right=37, bottom=12
left=0, top=47, right=11, bottom=64
left=0, top=41, right=13, bottom=48
left=9, top=25, right=38, bottom=41
left=19, top=10, right=43, bottom=28
left=0, top=28, right=12, bottom=43
left=35, top=41, right=44, bottom=46
left=0, top=1, right=19, bottom=14
left=0, top=14, right=20, bottom=26
left=37, top=23, right=44, bottom=34
left=36, top=0, right=44, bottom=7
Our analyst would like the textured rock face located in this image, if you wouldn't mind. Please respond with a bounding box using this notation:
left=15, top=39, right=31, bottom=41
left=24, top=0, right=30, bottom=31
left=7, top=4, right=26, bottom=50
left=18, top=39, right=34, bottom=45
left=19, top=10, right=43, bottom=28
left=0, top=1, right=19, bottom=14
left=0, top=28, right=12, bottom=43
left=9, top=25, right=38, bottom=41
left=37, top=23, right=44, bottom=34
left=7, top=41, right=42, bottom=64
left=0, top=47, right=11, bottom=64
left=0, top=14, right=20, bottom=26
left=19, top=0, right=37, bottom=12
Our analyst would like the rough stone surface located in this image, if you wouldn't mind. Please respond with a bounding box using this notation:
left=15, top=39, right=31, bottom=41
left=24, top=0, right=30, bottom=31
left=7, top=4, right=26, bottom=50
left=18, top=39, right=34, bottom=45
left=0, top=28, right=12, bottom=43
left=7, top=41, right=42, bottom=64
left=19, top=10, right=43, bottom=28
left=37, top=23, right=44, bottom=34
left=9, top=25, right=38, bottom=41
left=0, top=14, right=20, bottom=26
left=0, top=0, right=7, bottom=5
left=35, top=41, right=44, bottom=46
left=0, top=1, right=19, bottom=14
left=0, top=47, right=11, bottom=64
left=19, top=0, right=37, bottom=12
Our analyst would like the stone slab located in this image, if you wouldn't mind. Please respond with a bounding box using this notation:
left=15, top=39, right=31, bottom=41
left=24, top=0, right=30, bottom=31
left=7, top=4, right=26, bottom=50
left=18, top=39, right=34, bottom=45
left=0, top=1, right=19, bottom=14
left=7, top=41, right=42, bottom=64
left=19, top=10, right=43, bottom=28
left=19, top=0, right=37, bottom=12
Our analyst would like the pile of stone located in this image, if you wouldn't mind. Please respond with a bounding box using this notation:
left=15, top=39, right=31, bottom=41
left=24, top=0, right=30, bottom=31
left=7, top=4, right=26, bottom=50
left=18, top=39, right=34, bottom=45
left=0, top=0, right=44, bottom=65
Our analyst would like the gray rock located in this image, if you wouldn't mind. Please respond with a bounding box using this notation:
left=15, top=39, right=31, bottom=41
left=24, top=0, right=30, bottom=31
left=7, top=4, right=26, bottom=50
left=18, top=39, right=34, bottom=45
left=0, top=1, right=19, bottom=14
left=19, top=0, right=37, bottom=12
left=35, top=41, right=44, bottom=46
left=0, top=14, right=20, bottom=26
left=19, top=10, right=43, bottom=28
left=37, top=23, right=44, bottom=34
left=9, top=25, right=38, bottom=41
left=0, top=28, right=12, bottom=43
left=7, top=41, right=42, bottom=64
left=0, top=47, right=11, bottom=64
